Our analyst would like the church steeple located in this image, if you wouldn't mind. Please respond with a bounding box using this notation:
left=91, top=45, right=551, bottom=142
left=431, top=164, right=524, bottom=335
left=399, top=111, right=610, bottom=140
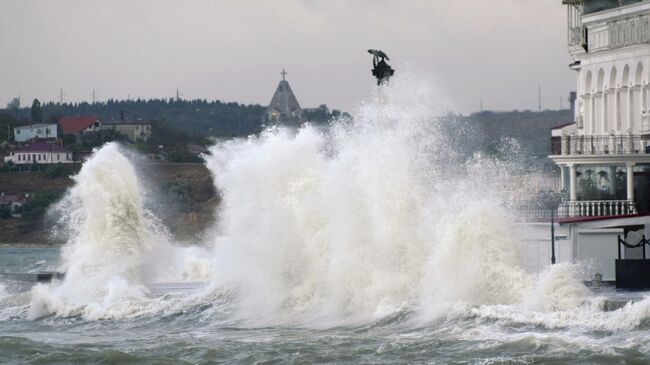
left=264, top=69, right=304, bottom=126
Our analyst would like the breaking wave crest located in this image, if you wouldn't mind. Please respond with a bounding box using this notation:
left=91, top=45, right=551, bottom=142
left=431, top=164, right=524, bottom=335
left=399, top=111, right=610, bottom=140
left=28, top=143, right=212, bottom=320
left=14, top=73, right=650, bottom=334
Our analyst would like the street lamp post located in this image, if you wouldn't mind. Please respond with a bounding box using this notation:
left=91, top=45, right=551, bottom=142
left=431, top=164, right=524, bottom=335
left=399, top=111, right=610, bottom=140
left=551, top=208, right=556, bottom=265
left=537, top=188, right=563, bottom=265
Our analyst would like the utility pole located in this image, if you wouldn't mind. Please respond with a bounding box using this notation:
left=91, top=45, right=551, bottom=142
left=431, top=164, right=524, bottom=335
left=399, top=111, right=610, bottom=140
left=59, top=88, right=64, bottom=104
left=538, top=85, right=542, bottom=112
left=176, top=88, right=183, bottom=101
left=92, top=88, right=96, bottom=104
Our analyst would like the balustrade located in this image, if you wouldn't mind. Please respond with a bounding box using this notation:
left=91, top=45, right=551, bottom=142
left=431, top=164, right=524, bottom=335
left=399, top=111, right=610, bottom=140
left=557, top=200, right=637, bottom=218
left=560, top=135, right=648, bottom=155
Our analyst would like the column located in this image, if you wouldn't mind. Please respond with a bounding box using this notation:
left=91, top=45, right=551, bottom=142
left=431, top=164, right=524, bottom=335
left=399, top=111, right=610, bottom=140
left=569, top=164, right=577, bottom=201
left=642, top=86, right=647, bottom=130
left=627, top=162, right=635, bottom=202
left=616, top=89, right=621, bottom=131
left=629, top=87, right=634, bottom=131
left=603, top=91, right=608, bottom=133
left=609, top=166, right=617, bottom=196
left=560, top=165, right=566, bottom=191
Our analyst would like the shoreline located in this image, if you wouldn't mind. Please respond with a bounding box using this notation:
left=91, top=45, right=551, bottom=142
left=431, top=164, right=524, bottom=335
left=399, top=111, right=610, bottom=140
left=0, top=243, right=63, bottom=248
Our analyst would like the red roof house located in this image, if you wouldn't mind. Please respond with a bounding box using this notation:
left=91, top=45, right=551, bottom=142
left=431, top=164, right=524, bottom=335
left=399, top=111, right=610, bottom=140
left=58, top=115, right=101, bottom=135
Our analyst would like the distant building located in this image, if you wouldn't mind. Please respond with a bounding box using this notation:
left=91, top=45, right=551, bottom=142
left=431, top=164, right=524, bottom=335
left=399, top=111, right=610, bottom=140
left=0, top=193, right=27, bottom=218
left=13, top=123, right=58, bottom=143
left=58, top=115, right=102, bottom=135
left=3, top=142, right=73, bottom=165
left=102, top=118, right=152, bottom=142
left=263, top=69, right=304, bottom=126
left=186, top=143, right=209, bottom=155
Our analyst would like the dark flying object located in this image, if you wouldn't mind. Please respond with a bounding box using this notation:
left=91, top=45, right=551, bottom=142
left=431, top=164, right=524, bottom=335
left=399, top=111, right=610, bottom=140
left=367, top=49, right=389, bottom=61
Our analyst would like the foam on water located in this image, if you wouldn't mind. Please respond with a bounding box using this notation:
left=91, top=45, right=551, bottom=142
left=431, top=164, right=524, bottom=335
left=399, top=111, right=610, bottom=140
left=28, top=143, right=212, bottom=320
left=202, top=75, right=595, bottom=328
left=14, top=73, right=650, bottom=340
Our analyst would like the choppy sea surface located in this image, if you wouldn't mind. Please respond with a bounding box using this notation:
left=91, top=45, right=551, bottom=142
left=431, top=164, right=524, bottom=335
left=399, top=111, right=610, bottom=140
left=4, top=75, right=650, bottom=364
left=2, top=247, right=650, bottom=364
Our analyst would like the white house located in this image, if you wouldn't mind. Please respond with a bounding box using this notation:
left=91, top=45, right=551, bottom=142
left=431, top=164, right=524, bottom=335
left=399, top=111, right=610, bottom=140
left=13, top=123, right=58, bottom=143
left=540, top=0, right=650, bottom=283
left=3, top=142, right=74, bottom=165
left=102, top=118, right=152, bottom=142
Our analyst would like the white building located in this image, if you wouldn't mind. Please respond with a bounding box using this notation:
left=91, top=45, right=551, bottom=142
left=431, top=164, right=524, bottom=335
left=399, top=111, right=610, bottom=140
left=102, top=119, right=152, bottom=142
left=13, top=123, right=58, bottom=143
left=542, top=0, right=650, bottom=283
left=3, top=142, right=74, bottom=165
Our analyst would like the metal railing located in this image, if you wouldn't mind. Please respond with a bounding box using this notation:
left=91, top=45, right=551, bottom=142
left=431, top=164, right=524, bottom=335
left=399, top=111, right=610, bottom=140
left=560, top=135, right=649, bottom=155
left=558, top=200, right=637, bottom=218
left=618, top=235, right=649, bottom=260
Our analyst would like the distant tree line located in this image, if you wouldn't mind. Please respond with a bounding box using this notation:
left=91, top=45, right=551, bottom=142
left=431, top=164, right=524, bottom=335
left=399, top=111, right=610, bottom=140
left=1, top=98, right=346, bottom=139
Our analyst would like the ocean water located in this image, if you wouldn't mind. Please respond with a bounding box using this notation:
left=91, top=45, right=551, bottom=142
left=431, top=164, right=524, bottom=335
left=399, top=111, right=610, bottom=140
left=2, top=75, right=650, bottom=364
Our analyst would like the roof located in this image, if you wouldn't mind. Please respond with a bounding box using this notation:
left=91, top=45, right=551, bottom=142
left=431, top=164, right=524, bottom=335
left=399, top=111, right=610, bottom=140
left=0, top=194, right=25, bottom=205
left=551, top=122, right=576, bottom=130
left=17, top=142, right=67, bottom=153
left=103, top=118, right=151, bottom=126
left=558, top=213, right=646, bottom=224
left=15, top=123, right=56, bottom=130
left=59, top=115, right=99, bottom=134
left=266, top=79, right=303, bottom=123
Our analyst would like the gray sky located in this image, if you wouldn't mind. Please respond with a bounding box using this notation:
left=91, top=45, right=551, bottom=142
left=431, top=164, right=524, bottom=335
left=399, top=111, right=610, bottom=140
left=0, top=0, right=574, bottom=115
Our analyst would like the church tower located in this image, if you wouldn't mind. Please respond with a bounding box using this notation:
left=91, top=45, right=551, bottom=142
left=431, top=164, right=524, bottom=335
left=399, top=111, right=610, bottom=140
left=264, top=69, right=304, bottom=126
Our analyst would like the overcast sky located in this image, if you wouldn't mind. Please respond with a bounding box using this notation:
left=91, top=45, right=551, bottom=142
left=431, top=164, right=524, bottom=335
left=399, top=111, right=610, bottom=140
left=0, top=0, right=574, bottom=115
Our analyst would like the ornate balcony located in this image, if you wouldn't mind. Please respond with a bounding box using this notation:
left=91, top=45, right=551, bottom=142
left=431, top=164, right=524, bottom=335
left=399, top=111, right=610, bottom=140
left=558, top=200, right=637, bottom=218
left=557, top=134, right=650, bottom=156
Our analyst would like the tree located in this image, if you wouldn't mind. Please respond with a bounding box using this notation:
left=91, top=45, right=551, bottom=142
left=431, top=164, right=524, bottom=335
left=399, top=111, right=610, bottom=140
left=6, top=97, right=20, bottom=121
left=0, top=205, right=11, bottom=219
left=31, top=99, right=43, bottom=124
left=6, top=97, right=20, bottom=109
left=21, top=191, right=61, bottom=220
left=0, top=112, right=15, bottom=142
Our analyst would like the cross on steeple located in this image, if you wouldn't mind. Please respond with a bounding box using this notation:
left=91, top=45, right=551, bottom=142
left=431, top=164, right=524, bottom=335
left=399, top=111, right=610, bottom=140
left=281, top=69, right=287, bottom=81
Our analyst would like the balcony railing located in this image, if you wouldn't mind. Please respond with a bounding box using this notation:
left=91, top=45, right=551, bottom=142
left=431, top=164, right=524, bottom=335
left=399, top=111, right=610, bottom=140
left=558, top=200, right=637, bottom=218
left=557, top=135, right=650, bottom=156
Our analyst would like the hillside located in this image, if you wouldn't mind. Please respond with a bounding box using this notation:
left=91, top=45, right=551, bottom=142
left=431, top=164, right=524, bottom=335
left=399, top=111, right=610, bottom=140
left=0, top=162, right=219, bottom=244
left=440, top=109, right=573, bottom=172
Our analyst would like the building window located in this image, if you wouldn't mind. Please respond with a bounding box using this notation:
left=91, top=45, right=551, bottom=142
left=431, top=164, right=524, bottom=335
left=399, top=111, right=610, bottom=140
left=16, top=129, right=20, bottom=134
